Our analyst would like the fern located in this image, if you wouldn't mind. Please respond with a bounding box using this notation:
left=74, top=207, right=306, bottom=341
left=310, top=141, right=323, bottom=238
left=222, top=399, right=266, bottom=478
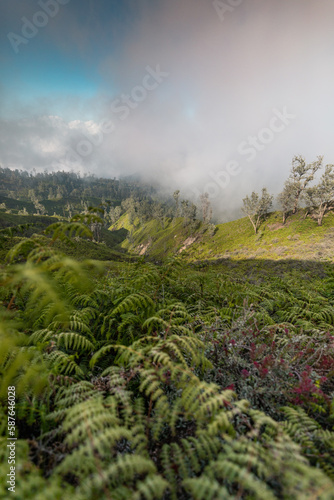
left=2, top=215, right=334, bottom=498
left=281, top=406, right=334, bottom=479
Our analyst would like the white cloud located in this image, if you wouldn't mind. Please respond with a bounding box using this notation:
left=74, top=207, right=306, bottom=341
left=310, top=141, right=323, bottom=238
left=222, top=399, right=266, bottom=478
left=1, top=0, right=334, bottom=218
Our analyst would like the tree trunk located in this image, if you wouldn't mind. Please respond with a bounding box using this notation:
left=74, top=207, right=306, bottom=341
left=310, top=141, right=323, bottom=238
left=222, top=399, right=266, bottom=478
left=317, top=204, right=326, bottom=226
left=293, top=189, right=301, bottom=214
left=248, top=216, right=257, bottom=234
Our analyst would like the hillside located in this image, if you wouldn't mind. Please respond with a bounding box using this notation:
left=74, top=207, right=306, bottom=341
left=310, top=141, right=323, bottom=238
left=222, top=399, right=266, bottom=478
left=111, top=209, right=334, bottom=262
left=1, top=216, right=334, bottom=499
left=2, top=187, right=334, bottom=498
left=0, top=210, right=131, bottom=263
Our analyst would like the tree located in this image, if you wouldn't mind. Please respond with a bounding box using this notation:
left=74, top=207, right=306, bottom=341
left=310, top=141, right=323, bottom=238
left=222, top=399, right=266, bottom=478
left=108, top=206, right=122, bottom=225
left=90, top=221, right=102, bottom=242
left=81, top=201, right=89, bottom=215
left=181, top=200, right=197, bottom=228
left=200, top=192, right=212, bottom=224
left=18, top=207, right=28, bottom=216
left=56, top=185, right=63, bottom=200
left=277, top=182, right=296, bottom=224
left=48, top=187, right=55, bottom=200
left=152, top=202, right=167, bottom=229
left=242, top=188, right=273, bottom=234
left=33, top=199, right=46, bottom=216
left=288, top=155, right=323, bottom=214
left=28, top=189, right=37, bottom=203
left=135, top=199, right=152, bottom=225
left=303, top=164, right=334, bottom=226
left=121, top=197, right=136, bottom=225
left=66, top=202, right=73, bottom=220
left=173, top=190, right=180, bottom=217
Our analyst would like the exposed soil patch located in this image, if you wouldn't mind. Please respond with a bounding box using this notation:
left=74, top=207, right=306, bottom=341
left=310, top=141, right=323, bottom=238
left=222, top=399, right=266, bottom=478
left=137, top=243, right=150, bottom=255
left=178, top=236, right=197, bottom=253
left=267, top=221, right=290, bottom=231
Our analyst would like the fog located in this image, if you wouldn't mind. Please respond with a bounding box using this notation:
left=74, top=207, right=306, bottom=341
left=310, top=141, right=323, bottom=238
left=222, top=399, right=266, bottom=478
left=1, top=0, right=334, bottom=217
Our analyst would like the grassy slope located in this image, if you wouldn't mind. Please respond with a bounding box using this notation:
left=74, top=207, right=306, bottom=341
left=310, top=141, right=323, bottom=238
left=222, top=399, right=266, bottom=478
left=111, top=214, right=204, bottom=259
left=111, top=210, right=334, bottom=262
left=3, top=206, right=334, bottom=264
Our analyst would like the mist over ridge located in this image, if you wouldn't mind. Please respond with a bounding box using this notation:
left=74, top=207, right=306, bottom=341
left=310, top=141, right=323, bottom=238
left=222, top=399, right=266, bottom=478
left=1, top=0, right=334, bottom=219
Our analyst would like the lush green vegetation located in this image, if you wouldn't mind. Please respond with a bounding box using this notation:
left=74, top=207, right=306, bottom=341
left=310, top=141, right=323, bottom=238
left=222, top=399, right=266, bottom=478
left=1, top=164, right=334, bottom=498
left=1, top=216, right=334, bottom=499
left=0, top=167, right=155, bottom=211
left=113, top=209, right=334, bottom=262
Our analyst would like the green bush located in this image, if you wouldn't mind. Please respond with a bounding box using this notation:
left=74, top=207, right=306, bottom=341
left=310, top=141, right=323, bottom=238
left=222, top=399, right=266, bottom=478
left=0, top=219, right=334, bottom=499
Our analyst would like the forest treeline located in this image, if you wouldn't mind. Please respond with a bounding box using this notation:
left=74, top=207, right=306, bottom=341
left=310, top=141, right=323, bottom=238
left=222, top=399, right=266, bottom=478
left=1, top=162, right=334, bottom=498
left=1, top=154, right=334, bottom=243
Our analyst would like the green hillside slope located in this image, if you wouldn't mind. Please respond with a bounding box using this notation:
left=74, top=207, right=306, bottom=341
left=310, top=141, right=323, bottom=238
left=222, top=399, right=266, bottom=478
left=111, top=210, right=334, bottom=262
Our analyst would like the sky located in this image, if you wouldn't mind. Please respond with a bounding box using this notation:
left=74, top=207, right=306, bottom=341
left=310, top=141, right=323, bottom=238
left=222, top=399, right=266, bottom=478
left=1, top=0, right=334, bottom=217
